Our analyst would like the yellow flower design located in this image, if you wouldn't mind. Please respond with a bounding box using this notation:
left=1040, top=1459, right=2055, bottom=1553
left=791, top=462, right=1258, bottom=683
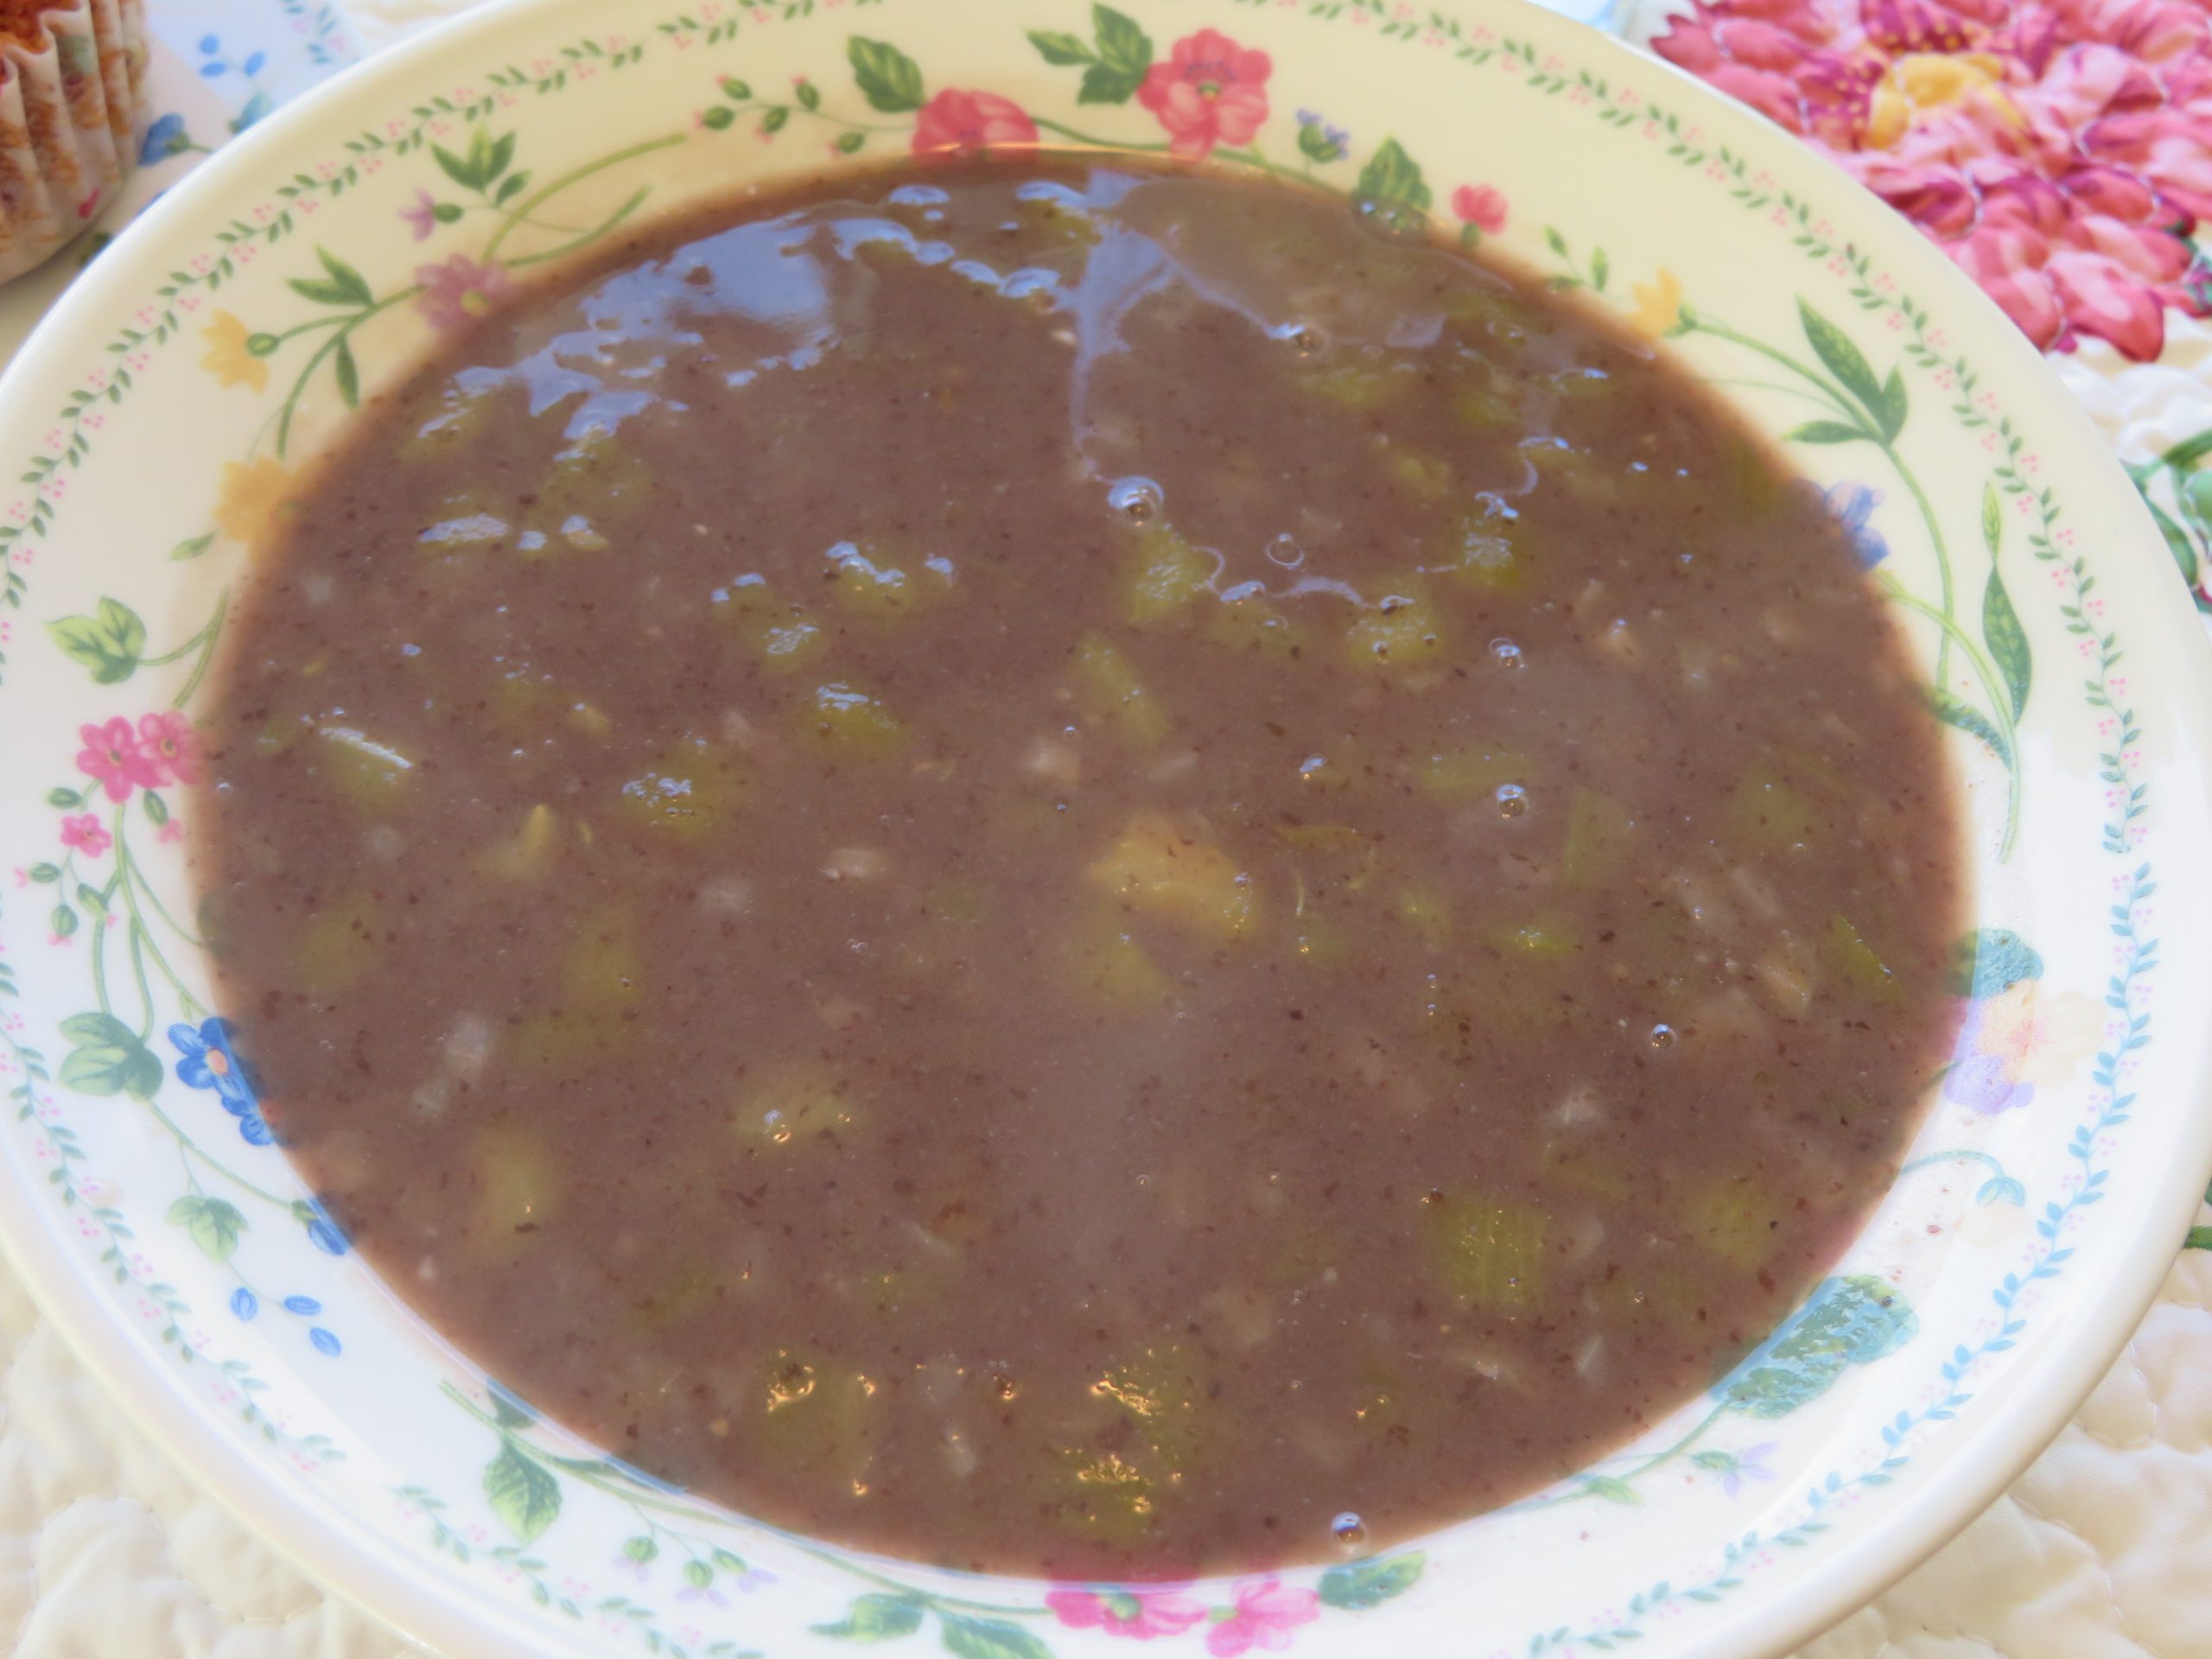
left=213, top=456, right=297, bottom=549
left=1628, top=270, right=1685, bottom=341
left=1865, top=54, right=2021, bottom=151
left=1946, top=979, right=2101, bottom=1115
left=199, top=311, right=268, bottom=393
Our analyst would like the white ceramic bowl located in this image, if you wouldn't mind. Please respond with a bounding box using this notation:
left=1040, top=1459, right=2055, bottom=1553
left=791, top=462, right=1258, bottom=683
left=1, top=1, right=2208, bottom=1655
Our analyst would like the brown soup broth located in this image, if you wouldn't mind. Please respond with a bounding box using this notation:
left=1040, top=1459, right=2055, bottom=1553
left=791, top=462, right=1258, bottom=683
left=194, top=156, right=1965, bottom=1580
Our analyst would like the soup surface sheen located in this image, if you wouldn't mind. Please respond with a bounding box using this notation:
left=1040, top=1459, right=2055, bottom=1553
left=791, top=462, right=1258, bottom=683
left=199, top=157, right=1964, bottom=1579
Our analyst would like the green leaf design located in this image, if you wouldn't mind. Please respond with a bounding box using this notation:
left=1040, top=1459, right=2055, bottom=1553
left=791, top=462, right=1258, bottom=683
left=1982, top=565, right=2030, bottom=720
left=796, top=79, right=823, bottom=112
left=483, top=1438, right=562, bottom=1544
left=27, top=862, right=59, bottom=884
left=811, top=1592, right=925, bottom=1640
left=432, top=141, right=484, bottom=192
left=760, top=105, right=790, bottom=135
left=1027, top=28, right=1094, bottom=65
left=308, top=246, right=372, bottom=308
left=1797, top=301, right=1888, bottom=430
left=495, top=171, right=530, bottom=206
left=1589, top=247, right=1609, bottom=293
left=1923, top=684, right=2012, bottom=766
left=1783, top=419, right=1869, bottom=446
left=848, top=37, right=925, bottom=112
left=169, top=531, right=215, bottom=562
left=940, top=1616, right=1052, bottom=1659
left=44, top=787, right=82, bottom=810
left=1318, top=1552, right=1426, bottom=1609
left=622, top=1535, right=658, bottom=1563
left=1876, top=365, right=1907, bottom=442
left=1944, top=928, right=2043, bottom=997
left=1080, top=5, right=1154, bottom=104
left=167, top=1195, right=247, bottom=1262
left=1981, top=478, right=2003, bottom=560
left=682, top=1560, right=713, bottom=1589
left=1575, top=1473, right=1643, bottom=1504
left=719, top=75, right=753, bottom=99
left=56, top=1012, right=163, bottom=1100
left=47, top=596, right=147, bottom=683
left=50, top=906, right=77, bottom=939
left=486, top=130, right=518, bottom=182
left=143, top=790, right=169, bottom=826
left=836, top=130, right=866, bottom=155
left=333, top=338, right=361, bottom=410
left=1716, top=1274, right=1916, bottom=1419
left=1354, top=137, right=1431, bottom=232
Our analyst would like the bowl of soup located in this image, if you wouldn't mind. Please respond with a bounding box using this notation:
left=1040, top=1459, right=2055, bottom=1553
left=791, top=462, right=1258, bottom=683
left=0, top=0, right=2207, bottom=1655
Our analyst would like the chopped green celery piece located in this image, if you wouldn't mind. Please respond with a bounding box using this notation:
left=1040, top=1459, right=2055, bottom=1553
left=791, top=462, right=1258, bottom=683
left=1728, top=773, right=1820, bottom=850
left=1389, top=451, right=1452, bottom=500
left=1420, top=747, right=1529, bottom=798
left=1423, top=1193, right=1548, bottom=1310
left=397, top=386, right=494, bottom=462
left=562, top=918, right=644, bottom=1011
left=1824, top=912, right=1902, bottom=1005
left=1207, top=590, right=1306, bottom=657
left=1291, top=907, right=1347, bottom=968
left=734, top=1060, right=863, bottom=1146
left=1088, top=813, right=1258, bottom=944
left=799, top=682, right=906, bottom=759
left=468, top=1126, right=562, bottom=1259
left=1092, top=1343, right=1207, bottom=1471
left=1685, top=1176, right=1781, bottom=1269
left=620, top=737, right=747, bottom=836
left=1539, top=1140, right=1630, bottom=1202
left=1719, top=435, right=1786, bottom=519
left=1452, top=378, right=1517, bottom=431
left=1561, top=790, right=1631, bottom=888
left=757, top=1350, right=877, bottom=1484
left=1299, top=356, right=1407, bottom=410
left=1120, top=523, right=1212, bottom=628
left=1523, top=437, right=1617, bottom=499
left=1488, top=918, right=1580, bottom=958
left=1046, top=1446, right=1157, bottom=1541
left=1066, top=906, right=1173, bottom=1010
left=1442, top=282, right=1542, bottom=341
left=294, top=889, right=379, bottom=1001
left=538, top=425, right=653, bottom=522
left=1395, top=884, right=1452, bottom=950
left=479, top=803, right=563, bottom=881
left=1346, top=584, right=1445, bottom=671
left=1071, top=632, right=1172, bottom=749
left=1451, top=501, right=1533, bottom=593
left=314, top=723, right=413, bottom=808
left=715, top=575, right=826, bottom=673
left=825, top=539, right=950, bottom=616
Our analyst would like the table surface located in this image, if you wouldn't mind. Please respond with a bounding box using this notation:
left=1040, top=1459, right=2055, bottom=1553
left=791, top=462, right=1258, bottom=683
left=1, top=1, right=2209, bottom=1654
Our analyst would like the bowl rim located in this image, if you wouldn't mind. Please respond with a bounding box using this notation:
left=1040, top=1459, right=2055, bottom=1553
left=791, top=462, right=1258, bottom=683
left=2, top=0, right=2210, bottom=1655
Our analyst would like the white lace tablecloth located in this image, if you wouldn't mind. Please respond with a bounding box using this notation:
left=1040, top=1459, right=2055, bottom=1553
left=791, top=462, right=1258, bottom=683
left=0, top=2, right=2208, bottom=1654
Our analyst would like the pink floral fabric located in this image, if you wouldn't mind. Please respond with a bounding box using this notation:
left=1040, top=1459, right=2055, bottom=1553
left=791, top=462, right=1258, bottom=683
left=1653, top=0, right=2212, bottom=359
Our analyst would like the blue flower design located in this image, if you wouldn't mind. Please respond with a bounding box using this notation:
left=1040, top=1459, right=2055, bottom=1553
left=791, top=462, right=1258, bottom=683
left=167, top=1018, right=270, bottom=1145
left=296, top=1194, right=349, bottom=1256
left=1824, top=481, right=1889, bottom=569
left=138, top=113, right=192, bottom=165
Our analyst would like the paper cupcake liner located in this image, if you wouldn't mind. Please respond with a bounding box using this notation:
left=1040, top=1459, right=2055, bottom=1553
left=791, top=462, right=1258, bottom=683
left=0, top=0, right=148, bottom=284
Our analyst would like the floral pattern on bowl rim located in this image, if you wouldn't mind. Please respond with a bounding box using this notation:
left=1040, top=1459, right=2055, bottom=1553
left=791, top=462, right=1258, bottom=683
left=0, top=2, right=2209, bottom=1657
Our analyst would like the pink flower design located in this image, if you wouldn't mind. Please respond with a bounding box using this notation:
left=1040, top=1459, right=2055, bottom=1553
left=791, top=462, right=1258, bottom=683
left=1137, top=29, right=1273, bottom=159
left=157, top=819, right=185, bottom=845
left=136, top=711, right=202, bottom=787
left=76, top=718, right=160, bottom=802
left=401, top=188, right=440, bottom=241
left=414, top=256, right=512, bottom=329
left=1205, top=1579, right=1319, bottom=1657
left=911, top=89, right=1039, bottom=157
left=1452, top=183, right=1510, bottom=232
left=59, top=814, right=110, bottom=859
left=1653, top=0, right=2212, bottom=359
left=1046, top=1586, right=1209, bottom=1640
